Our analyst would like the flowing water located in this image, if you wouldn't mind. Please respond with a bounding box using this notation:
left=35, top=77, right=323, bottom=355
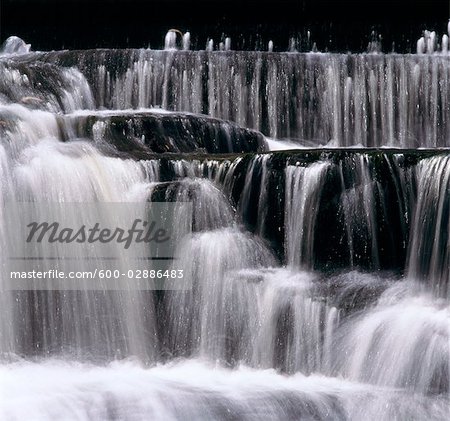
left=0, top=35, right=449, bottom=420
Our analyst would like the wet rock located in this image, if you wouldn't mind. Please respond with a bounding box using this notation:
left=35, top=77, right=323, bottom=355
left=64, top=110, right=267, bottom=154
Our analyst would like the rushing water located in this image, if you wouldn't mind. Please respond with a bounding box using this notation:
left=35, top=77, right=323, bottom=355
left=0, top=36, right=449, bottom=420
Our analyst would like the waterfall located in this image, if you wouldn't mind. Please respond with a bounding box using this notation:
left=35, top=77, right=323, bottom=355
left=0, top=136, right=161, bottom=359
left=163, top=229, right=276, bottom=361
left=32, top=49, right=450, bottom=147
left=0, top=35, right=449, bottom=420
left=0, top=62, right=162, bottom=359
left=407, top=155, right=450, bottom=298
left=285, top=162, right=330, bottom=268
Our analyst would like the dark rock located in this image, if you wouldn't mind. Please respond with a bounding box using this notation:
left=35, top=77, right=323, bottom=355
left=64, top=110, right=267, bottom=154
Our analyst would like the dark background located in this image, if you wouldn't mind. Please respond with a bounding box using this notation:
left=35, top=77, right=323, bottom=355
left=1, top=0, right=449, bottom=52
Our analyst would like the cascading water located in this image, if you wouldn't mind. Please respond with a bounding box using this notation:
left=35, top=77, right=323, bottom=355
left=407, top=155, right=450, bottom=298
left=285, top=162, right=331, bottom=268
left=33, top=47, right=450, bottom=148
left=0, top=33, right=449, bottom=421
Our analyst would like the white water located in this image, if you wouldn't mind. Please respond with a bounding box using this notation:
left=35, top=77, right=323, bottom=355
left=2, top=358, right=449, bottom=421
left=333, top=282, right=450, bottom=395
left=0, top=36, right=30, bottom=56
left=417, top=22, right=450, bottom=54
